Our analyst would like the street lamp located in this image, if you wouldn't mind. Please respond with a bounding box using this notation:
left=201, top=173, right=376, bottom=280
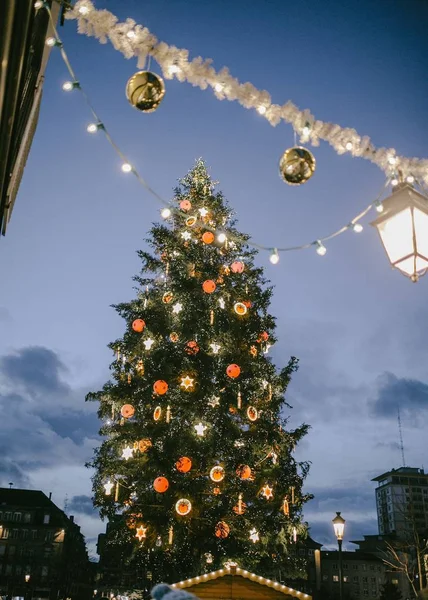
left=370, top=184, right=428, bottom=282
left=332, top=512, right=346, bottom=600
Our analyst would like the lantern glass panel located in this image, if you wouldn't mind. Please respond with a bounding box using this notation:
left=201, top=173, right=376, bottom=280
left=378, top=208, right=414, bottom=265
left=414, top=208, right=428, bottom=259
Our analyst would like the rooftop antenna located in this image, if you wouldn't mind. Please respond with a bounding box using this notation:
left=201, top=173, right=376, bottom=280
left=63, top=493, right=69, bottom=514
left=398, top=407, right=406, bottom=467
left=8, top=482, right=13, bottom=489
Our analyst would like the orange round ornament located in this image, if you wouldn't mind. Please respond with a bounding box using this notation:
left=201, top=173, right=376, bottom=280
left=202, top=280, right=216, bottom=294
left=234, top=302, right=247, bottom=316
left=186, top=216, right=197, bottom=227
left=170, top=332, right=179, bottom=342
left=215, top=521, right=230, bottom=538
left=231, top=261, right=245, bottom=274
left=175, top=498, right=192, bottom=515
left=162, top=292, right=173, bottom=304
left=247, top=406, right=258, bottom=422
left=226, top=364, right=241, bottom=379
left=210, top=466, right=225, bottom=482
left=176, top=456, right=192, bottom=473
left=179, top=200, right=192, bottom=211
left=202, top=231, right=215, bottom=244
left=153, top=380, right=168, bottom=395
left=153, top=406, right=162, bottom=421
left=121, top=404, right=135, bottom=418
left=185, top=340, right=199, bottom=355
left=236, top=464, right=252, bottom=480
left=132, top=319, right=145, bottom=332
left=153, top=477, right=169, bottom=493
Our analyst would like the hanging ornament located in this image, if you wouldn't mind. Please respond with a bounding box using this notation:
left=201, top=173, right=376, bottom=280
left=215, top=521, right=230, bottom=539
left=234, top=302, right=247, bottom=316
left=230, top=261, right=245, bottom=274
left=153, top=380, right=168, bottom=395
left=194, top=422, right=207, bottom=436
left=138, top=439, right=152, bottom=453
left=213, top=486, right=221, bottom=495
left=153, top=477, right=169, bottom=493
left=114, top=482, right=120, bottom=502
left=156, top=535, right=162, bottom=547
left=162, top=292, right=173, bottom=304
left=135, top=524, right=148, bottom=541
left=283, top=497, right=290, bottom=516
left=233, top=493, right=247, bottom=515
left=293, top=527, right=297, bottom=542
left=249, top=346, right=258, bottom=357
left=121, top=404, right=135, bottom=419
left=186, top=215, right=197, bottom=227
left=209, top=342, right=221, bottom=354
left=168, top=526, right=174, bottom=545
left=261, top=484, right=274, bottom=500
left=279, top=146, right=316, bottom=186
left=236, top=464, right=252, bottom=480
left=126, top=71, right=165, bottom=113
left=210, top=310, right=214, bottom=325
left=166, top=405, right=171, bottom=423
left=153, top=406, right=162, bottom=421
left=209, top=466, right=225, bottom=482
left=247, top=406, right=258, bottom=422
left=175, top=498, right=192, bottom=516
left=258, top=331, right=269, bottom=342
left=103, top=481, right=114, bottom=496
left=170, top=332, right=179, bottom=342
left=143, top=338, right=155, bottom=350
left=179, top=199, right=192, bottom=211
left=205, top=552, right=213, bottom=564
left=208, top=396, right=220, bottom=408
left=202, top=280, right=216, bottom=294
left=132, top=319, right=146, bottom=332
left=202, top=231, right=215, bottom=244
left=229, top=405, right=238, bottom=414
left=226, top=364, right=241, bottom=379
left=249, top=527, right=259, bottom=543
left=291, top=486, right=295, bottom=504
left=180, top=375, right=195, bottom=391
left=135, top=360, right=145, bottom=375
left=185, top=341, right=200, bottom=355
left=122, top=446, right=134, bottom=461
left=172, top=302, right=183, bottom=314
left=237, top=390, right=242, bottom=409
left=175, top=456, right=192, bottom=473
left=127, top=373, right=132, bottom=384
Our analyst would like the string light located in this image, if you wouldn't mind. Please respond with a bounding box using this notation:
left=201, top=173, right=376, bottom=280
left=46, top=4, right=410, bottom=272
left=87, top=122, right=103, bottom=133
left=34, top=1, right=45, bottom=8
left=168, top=64, right=180, bottom=74
left=388, top=156, right=397, bottom=166
left=257, top=105, right=267, bottom=115
left=269, top=249, right=280, bottom=264
left=161, top=207, right=172, bottom=219
left=315, top=241, right=327, bottom=256
left=45, top=36, right=62, bottom=47
left=350, top=222, right=363, bottom=233
left=126, top=30, right=136, bottom=39
left=345, top=141, right=353, bottom=151
left=62, top=81, right=79, bottom=91
left=78, top=4, right=90, bottom=15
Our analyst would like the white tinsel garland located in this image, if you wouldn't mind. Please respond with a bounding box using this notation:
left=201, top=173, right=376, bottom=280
left=65, top=0, right=428, bottom=183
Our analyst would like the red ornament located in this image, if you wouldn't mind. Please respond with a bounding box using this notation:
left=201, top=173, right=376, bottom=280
left=243, top=300, right=252, bottom=308
left=258, top=331, right=269, bottom=342
left=153, top=380, right=168, bottom=395
left=121, top=404, right=135, bottom=419
left=202, top=280, right=216, bottom=294
left=180, top=199, right=192, bottom=211
left=231, top=261, right=245, bottom=274
left=132, top=319, right=145, bottom=332
left=185, top=341, right=200, bottom=355
left=215, top=521, right=230, bottom=538
left=226, top=364, right=241, bottom=379
left=202, top=231, right=215, bottom=244
left=175, top=456, right=192, bottom=473
left=236, top=464, right=252, bottom=480
left=153, top=477, right=169, bottom=493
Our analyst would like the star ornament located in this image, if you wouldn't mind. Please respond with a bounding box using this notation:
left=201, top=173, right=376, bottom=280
left=194, top=422, right=207, bottom=437
left=143, top=338, right=155, bottom=350
left=181, top=231, right=192, bottom=241
left=199, top=207, right=209, bottom=217
left=122, top=446, right=134, bottom=461
left=210, top=342, right=221, bottom=354
left=172, top=302, right=183, bottom=314
left=135, top=525, right=147, bottom=541
left=249, top=528, right=259, bottom=543
left=103, top=481, right=114, bottom=495
left=261, top=484, right=273, bottom=500
left=208, top=396, right=220, bottom=408
left=180, top=375, right=194, bottom=390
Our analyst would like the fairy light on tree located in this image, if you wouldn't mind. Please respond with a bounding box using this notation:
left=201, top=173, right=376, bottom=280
left=82, top=160, right=312, bottom=586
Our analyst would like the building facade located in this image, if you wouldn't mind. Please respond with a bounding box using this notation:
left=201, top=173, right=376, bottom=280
left=0, top=488, right=92, bottom=600
left=372, top=467, right=428, bottom=537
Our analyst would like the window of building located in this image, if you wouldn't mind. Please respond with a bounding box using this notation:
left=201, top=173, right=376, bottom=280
left=4, top=512, right=12, bottom=521
left=343, top=576, right=349, bottom=582
left=44, top=531, right=54, bottom=542
left=352, top=564, right=358, bottom=570
left=11, top=529, right=19, bottom=539
left=308, top=549, right=314, bottom=556
left=2, top=528, right=9, bottom=539
left=5, top=564, right=12, bottom=575
left=21, top=530, right=28, bottom=540
left=23, top=513, right=31, bottom=523
left=362, top=565, right=367, bottom=571
left=299, top=549, right=305, bottom=556
left=32, top=530, right=38, bottom=540
left=371, top=577, right=376, bottom=583
left=363, top=590, right=369, bottom=596
left=332, top=563, right=338, bottom=570
left=322, top=575, right=328, bottom=581
left=371, top=591, right=377, bottom=597
left=392, top=579, right=399, bottom=585
left=343, top=563, right=348, bottom=570
left=353, top=576, right=359, bottom=583
left=41, top=566, right=49, bottom=577
left=333, top=575, right=339, bottom=582
left=15, top=565, right=22, bottom=575
left=369, top=565, right=375, bottom=571
left=8, top=546, right=16, bottom=556
left=0, top=546, right=6, bottom=556
left=43, top=514, right=50, bottom=525
left=362, top=577, right=368, bottom=583
left=13, top=513, right=22, bottom=522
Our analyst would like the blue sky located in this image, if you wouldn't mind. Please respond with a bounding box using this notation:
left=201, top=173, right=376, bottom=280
left=0, top=0, right=427, bottom=557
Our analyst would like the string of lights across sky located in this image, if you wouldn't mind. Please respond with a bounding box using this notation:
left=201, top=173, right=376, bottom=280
left=38, top=1, right=422, bottom=264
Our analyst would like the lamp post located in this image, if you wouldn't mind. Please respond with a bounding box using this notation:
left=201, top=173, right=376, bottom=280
left=332, top=512, right=346, bottom=600
left=370, top=183, right=428, bottom=282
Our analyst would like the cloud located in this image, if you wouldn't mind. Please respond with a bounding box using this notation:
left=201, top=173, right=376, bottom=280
left=371, top=372, right=428, bottom=422
left=0, top=346, right=69, bottom=396
left=69, top=494, right=98, bottom=517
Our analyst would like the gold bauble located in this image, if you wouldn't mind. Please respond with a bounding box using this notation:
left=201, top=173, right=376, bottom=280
left=126, top=71, right=165, bottom=113
left=279, top=146, right=316, bottom=186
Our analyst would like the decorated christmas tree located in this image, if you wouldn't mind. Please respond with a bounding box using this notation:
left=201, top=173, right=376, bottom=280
left=89, top=160, right=311, bottom=587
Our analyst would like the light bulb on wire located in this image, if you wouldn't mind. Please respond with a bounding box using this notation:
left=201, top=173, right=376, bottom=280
left=374, top=201, right=384, bottom=213
left=269, top=249, right=279, bottom=265
left=351, top=222, right=363, bottom=233
left=391, top=178, right=399, bottom=187
left=257, top=105, right=267, bottom=115
left=121, top=163, right=133, bottom=173
left=87, top=122, right=103, bottom=133
left=78, top=4, right=90, bottom=14
left=302, top=125, right=310, bottom=137
left=126, top=30, right=136, bottom=39
left=217, top=232, right=227, bottom=243
left=388, top=156, right=397, bottom=166
left=168, top=65, right=180, bottom=75
left=214, top=83, right=223, bottom=92
left=62, top=81, right=79, bottom=91
left=315, top=241, right=327, bottom=256
left=161, top=208, right=172, bottom=219
left=406, top=175, right=415, bottom=184
left=45, top=37, right=61, bottom=47
left=345, top=141, right=353, bottom=151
